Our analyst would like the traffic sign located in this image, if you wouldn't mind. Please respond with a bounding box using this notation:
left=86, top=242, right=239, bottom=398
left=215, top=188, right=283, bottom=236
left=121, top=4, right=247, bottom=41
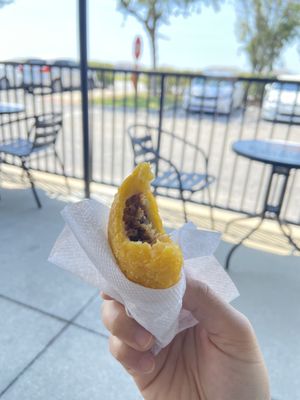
left=133, top=36, right=142, bottom=60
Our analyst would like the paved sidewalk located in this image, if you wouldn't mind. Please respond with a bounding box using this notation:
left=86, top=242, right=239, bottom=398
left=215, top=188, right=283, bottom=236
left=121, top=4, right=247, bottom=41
left=0, top=188, right=142, bottom=400
left=0, top=184, right=299, bottom=400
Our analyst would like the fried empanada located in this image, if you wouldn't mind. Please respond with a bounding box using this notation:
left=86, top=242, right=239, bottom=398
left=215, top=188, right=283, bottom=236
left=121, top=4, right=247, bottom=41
left=108, top=163, right=183, bottom=289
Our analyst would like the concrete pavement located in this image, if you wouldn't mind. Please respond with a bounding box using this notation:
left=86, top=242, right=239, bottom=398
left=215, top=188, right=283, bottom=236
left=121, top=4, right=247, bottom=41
left=0, top=173, right=300, bottom=400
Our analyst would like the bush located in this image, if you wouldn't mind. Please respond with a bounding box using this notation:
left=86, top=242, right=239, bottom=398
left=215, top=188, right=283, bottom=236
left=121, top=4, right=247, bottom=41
left=88, top=61, right=115, bottom=87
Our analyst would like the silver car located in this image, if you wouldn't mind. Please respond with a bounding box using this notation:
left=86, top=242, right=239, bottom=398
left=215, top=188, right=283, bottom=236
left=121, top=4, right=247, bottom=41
left=21, top=58, right=99, bottom=93
left=0, top=63, right=22, bottom=89
left=262, top=76, right=300, bottom=123
left=183, top=75, right=245, bottom=114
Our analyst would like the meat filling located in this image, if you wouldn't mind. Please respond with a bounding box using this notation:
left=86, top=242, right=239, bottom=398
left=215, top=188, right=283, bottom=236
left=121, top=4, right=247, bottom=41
left=123, top=193, right=158, bottom=244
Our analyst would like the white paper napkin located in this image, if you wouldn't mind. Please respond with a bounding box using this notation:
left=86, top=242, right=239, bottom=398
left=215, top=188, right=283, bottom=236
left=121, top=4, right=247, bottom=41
left=49, top=199, right=239, bottom=354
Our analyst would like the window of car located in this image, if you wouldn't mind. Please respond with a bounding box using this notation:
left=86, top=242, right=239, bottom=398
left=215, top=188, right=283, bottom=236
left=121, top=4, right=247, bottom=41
left=272, top=82, right=299, bottom=92
left=25, top=59, right=47, bottom=64
left=53, top=60, right=78, bottom=67
left=192, top=78, right=233, bottom=89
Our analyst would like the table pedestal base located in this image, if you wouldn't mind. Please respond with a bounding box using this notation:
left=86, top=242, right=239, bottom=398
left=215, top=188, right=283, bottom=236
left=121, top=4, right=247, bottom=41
left=225, top=216, right=300, bottom=270
left=225, top=164, right=300, bottom=270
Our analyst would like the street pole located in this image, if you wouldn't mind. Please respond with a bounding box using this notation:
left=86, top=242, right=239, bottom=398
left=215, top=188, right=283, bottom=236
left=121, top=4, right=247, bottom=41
left=79, top=0, right=90, bottom=198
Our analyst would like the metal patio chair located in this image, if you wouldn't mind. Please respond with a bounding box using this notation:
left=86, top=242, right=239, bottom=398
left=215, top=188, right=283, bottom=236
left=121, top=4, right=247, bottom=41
left=127, top=124, right=215, bottom=224
left=0, top=112, right=68, bottom=208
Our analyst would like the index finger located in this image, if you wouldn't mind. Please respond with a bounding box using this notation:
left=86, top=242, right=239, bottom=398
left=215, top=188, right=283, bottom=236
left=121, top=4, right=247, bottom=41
left=101, top=299, right=155, bottom=351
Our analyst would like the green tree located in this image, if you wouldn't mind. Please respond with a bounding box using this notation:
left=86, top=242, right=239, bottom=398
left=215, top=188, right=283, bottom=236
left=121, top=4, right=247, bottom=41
left=117, top=0, right=221, bottom=71
left=234, top=0, right=300, bottom=74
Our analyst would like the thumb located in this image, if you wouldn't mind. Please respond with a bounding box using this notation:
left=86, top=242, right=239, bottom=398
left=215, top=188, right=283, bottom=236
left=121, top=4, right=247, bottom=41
left=183, top=275, right=255, bottom=342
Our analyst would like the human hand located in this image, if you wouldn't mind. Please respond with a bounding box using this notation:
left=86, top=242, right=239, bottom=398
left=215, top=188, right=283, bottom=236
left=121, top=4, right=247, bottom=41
left=101, top=277, right=270, bottom=400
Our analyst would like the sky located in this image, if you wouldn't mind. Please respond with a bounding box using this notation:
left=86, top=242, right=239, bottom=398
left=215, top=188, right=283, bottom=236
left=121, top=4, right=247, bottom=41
left=0, top=0, right=299, bottom=73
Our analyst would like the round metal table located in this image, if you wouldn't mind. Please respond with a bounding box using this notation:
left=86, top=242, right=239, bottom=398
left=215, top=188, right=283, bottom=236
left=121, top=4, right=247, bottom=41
left=226, top=139, right=300, bottom=269
left=234, top=139, right=300, bottom=169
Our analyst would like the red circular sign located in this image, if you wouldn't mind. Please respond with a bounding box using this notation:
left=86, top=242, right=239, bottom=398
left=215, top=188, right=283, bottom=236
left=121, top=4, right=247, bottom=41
left=134, top=36, right=142, bottom=60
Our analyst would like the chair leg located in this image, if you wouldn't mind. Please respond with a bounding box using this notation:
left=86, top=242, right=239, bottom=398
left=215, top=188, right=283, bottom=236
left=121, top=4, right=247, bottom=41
left=54, top=149, right=70, bottom=194
left=21, top=160, right=41, bottom=208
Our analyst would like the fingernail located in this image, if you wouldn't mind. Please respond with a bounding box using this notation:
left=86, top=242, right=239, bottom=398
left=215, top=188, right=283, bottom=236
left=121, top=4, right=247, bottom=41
left=139, top=355, right=155, bottom=373
left=135, top=329, right=152, bottom=349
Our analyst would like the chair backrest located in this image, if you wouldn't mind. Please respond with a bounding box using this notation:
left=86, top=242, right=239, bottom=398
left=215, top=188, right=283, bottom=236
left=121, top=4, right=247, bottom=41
left=127, top=124, right=158, bottom=166
left=31, top=113, right=62, bottom=150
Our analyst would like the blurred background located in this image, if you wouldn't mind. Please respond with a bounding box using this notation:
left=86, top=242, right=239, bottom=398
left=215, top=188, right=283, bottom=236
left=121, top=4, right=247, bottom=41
left=0, top=1, right=300, bottom=399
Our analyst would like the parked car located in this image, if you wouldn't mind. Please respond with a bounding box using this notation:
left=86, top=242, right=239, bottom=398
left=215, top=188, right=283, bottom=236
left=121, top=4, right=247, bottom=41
left=18, top=58, right=49, bottom=92
left=20, top=58, right=99, bottom=93
left=262, top=75, right=300, bottom=123
left=0, top=62, right=22, bottom=89
left=183, top=70, right=245, bottom=114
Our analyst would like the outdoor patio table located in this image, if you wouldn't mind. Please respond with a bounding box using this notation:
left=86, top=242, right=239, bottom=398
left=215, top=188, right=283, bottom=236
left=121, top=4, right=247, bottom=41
left=0, top=103, right=24, bottom=114
left=0, top=102, right=25, bottom=170
left=225, top=138, right=300, bottom=269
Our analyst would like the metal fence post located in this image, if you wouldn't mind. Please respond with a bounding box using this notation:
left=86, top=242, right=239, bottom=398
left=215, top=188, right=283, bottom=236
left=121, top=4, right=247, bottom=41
left=155, top=73, right=165, bottom=176
left=79, top=0, right=90, bottom=198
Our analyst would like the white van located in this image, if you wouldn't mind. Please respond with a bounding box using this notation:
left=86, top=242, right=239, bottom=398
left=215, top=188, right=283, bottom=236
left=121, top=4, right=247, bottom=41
left=183, top=69, right=245, bottom=114
left=262, top=75, right=300, bottom=123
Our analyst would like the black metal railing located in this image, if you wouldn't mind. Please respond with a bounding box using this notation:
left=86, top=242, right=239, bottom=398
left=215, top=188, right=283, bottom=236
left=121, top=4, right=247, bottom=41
left=0, top=61, right=299, bottom=225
